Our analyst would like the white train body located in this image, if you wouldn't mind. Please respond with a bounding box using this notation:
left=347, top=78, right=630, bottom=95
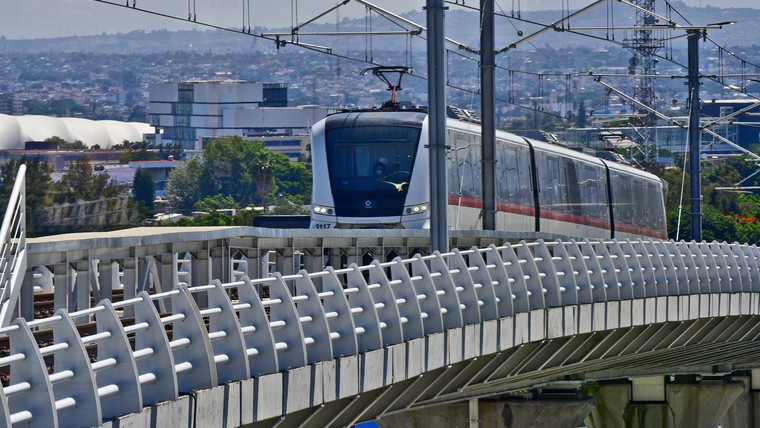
left=310, top=110, right=667, bottom=240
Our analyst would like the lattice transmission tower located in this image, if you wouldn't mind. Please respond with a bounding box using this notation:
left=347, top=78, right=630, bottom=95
left=623, top=0, right=666, bottom=162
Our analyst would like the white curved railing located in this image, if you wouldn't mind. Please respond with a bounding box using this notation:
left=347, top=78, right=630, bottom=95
left=0, top=238, right=758, bottom=426
left=0, top=164, right=26, bottom=328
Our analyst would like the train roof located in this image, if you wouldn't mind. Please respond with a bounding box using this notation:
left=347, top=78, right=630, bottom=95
left=446, top=116, right=663, bottom=183
left=323, top=110, right=427, bottom=130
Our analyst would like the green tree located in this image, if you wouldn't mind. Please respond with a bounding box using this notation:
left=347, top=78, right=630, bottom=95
left=165, top=157, right=203, bottom=212
left=702, top=204, right=738, bottom=243
left=274, top=161, right=312, bottom=205
left=0, top=157, right=52, bottom=234
left=133, top=168, right=155, bottom=217
left=194, top=195, right=238, bottom=212
left=193, top=211, right=234, bottom=226
left=119, top=149, right=160, bottom=163
left=234, top=208, right=262, bottom=226
left=157, top=143, right=184, bottom=161
left=56, top=139, right=87, bottom=150
left=53, top=158, right=122, bottom=204
left=575, top=100, right=587, bottom=128
left=202, top=136, right=286, bottom=206
left=165, top=136, right=312, bottom=213
left=738, top=220, right=760, bottom=245
left=268, top=202, right=310, bottom=215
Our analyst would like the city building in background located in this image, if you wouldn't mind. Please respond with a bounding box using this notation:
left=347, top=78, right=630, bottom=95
left=0, top=93, right=23, bottom=116
left=148, top=80, right=327, bottom=156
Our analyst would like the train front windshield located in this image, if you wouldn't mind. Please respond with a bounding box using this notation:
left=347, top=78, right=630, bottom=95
left=325, top=116, right=422, bottom=217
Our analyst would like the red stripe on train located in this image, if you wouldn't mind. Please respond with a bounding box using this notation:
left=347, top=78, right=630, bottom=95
left=448, top=194, right=666, bottom=239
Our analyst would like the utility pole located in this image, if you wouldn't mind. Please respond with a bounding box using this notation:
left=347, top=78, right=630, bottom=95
left=688, top=29, right=702, bottom=241
left=480, top=0, right=496, bottom=231
left=427, top=0, right=449, bottom=252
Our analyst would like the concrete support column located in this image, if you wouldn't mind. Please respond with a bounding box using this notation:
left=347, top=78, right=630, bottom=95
left=585, top=379, right=747, bottom=428
left=191, top=251, right=211, bottom=287
left=259, top=249, right=273, bottom=279
left=722, top=375, right=760, bottom=428
left=238, top=249, right=258, bottom=280
left=154, top=254, right=175, bottom=313
left=157, top=254, right=176, bottom=294
left=121, top=258, right=137, bottom=317
left=210, top=246, right=226, bottom=284
left=74, top=261, right=91, bottom=316
left=275, top=248, right=293, bottom=278
left=469, top=399, right=479, bottom=428
left=53, top=263, right=74, bottom=312
left=191, top=250, right=210, bottom=307
left=141, top=256, right=162, bottom=295
left=377, top=397, right=596, bottom=428
left=303, top=249, right=324, bottom=287
left=97, top=260, right=117, bottom=302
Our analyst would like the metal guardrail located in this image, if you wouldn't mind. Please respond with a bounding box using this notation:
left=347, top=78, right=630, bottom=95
left=0, top=165, right=26, bottom=328
left=0, top=238, right=757, bottom=426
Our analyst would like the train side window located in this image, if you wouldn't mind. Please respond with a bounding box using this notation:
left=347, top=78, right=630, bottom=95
left=614, top=173, right=632, bottom=224
left=653, top=182, right=666, bottom=231
left=502, top=146, right=519, bottom=201
left=564, top=158, right=581, bottom=215
left=497, top=142, right=532, bottom=207
left=448, top=132, right=463, bottom=197
left=645, top=181, right=665, bottom=231
left=632, top=178, right=645, bottom=228
left=457, top=135, right=476, bottom=198
left=579, top=165, right=609, bottom=220
left=516, top=145, right=533, bottom=205
left=469, top=135, right=482, bottom=197
left=580, top=164, right=597, bottom=219
left=538, top=152, right=562, bottom=213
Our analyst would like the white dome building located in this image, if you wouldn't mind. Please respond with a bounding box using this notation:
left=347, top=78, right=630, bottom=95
left=0, top=114, right=153, bottom=149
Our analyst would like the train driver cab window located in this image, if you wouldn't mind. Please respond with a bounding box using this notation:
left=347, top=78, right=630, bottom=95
left=325, top=121, right=422, bottom=216
left=354, top=147, right=370, bottom=177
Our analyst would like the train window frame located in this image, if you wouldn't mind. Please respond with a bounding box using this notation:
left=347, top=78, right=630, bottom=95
left=497, top=141, right=533, bottom=208
left=537, top=151, right=565, bottom=214
left=613, top=172, right=633, bottom=225
left=563, top=158, right=582, bottom=215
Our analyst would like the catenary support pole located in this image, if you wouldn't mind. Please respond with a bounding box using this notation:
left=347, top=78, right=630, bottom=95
left=481, top=0, right=496, bottom=231
left=687, top=29, right=702, bottom=241
left=427, top=0, right=449, bottom=252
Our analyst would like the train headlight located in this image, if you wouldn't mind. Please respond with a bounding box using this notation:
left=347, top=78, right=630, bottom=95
left=404, top=203, right=429, bottom=215
left=313, top=205, right=334, bottom=215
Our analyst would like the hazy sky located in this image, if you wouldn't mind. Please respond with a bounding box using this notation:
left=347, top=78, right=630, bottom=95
left=1, top=0, right=757, bottom=39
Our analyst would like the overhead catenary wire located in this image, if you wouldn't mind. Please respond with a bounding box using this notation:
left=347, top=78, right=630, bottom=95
left=88, top=0, right=760, bottom=145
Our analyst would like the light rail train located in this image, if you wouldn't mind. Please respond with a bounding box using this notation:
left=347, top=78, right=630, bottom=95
left=309, top=108, right=667, bottom=240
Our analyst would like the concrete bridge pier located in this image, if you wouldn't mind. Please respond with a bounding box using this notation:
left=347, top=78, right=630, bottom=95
left=722, top=372, right=760, bottom=428
left=584, top=376, right=749, bottom=428
left=376, top=395, right=598, bottom=428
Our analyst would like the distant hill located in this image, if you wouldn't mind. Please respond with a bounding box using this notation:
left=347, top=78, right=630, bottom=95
left=1, top=1, right=758, bottom=54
